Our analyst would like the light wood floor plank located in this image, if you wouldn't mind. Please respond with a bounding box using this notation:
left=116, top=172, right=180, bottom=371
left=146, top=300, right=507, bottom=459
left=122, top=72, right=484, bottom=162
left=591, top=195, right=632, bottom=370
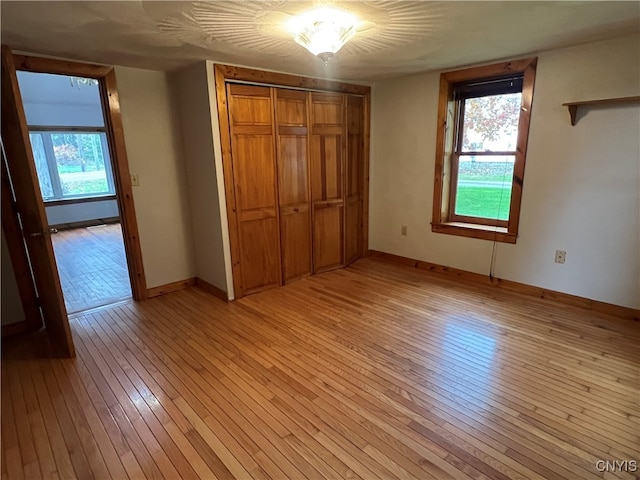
left=2, top=258, right=638, bottom=479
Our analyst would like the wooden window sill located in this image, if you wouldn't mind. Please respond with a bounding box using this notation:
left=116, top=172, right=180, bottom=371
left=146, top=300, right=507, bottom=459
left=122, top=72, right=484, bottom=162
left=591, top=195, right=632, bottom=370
left=431, top=222, right=517, bottom=243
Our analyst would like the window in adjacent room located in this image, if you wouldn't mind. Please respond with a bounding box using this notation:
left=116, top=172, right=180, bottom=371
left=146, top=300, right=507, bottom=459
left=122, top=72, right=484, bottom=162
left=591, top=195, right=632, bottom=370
left=431, top=58, right=537, bottom=243
left=17, top=70, right=116, bottom=202
left=29, top=130, right=115, bottom=201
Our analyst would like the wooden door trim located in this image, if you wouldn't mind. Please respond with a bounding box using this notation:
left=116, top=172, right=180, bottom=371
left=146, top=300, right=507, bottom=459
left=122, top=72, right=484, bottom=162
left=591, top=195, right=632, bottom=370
left=1, top=46, right=75, bottom=356
left=100, top=69, right=147, bottom=299
left=13, top=54, right=112, bottom=78
left=362, top=91, right=371, bottom=255
left=306, top=92, right=315, bottom=274
left=214, top=64, right=370, bottom=299
left=219, top=81, right=243, bottom=298
left=10, top=52, right=147, bottom=300
left=342, top=93, right=348, bottom=267
left=269, top=87, right=284, bottom=288
left=215, top=64, right=370, bottom=95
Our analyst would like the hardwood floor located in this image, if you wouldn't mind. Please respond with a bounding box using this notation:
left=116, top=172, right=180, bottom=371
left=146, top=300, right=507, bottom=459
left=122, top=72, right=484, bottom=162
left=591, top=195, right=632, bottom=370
left=51, top=224, right=131, bottom=313
left=2, top=258, right=638, bottom=479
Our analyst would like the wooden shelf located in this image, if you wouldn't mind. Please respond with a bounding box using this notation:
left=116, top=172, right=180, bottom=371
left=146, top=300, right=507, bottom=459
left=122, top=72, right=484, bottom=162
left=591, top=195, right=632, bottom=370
left=562, top=96, right=640, bottom=125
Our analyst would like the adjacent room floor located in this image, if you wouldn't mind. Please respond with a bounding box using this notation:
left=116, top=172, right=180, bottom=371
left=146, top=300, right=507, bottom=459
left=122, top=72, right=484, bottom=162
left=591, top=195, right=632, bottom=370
left=50, top=223, right=131, bottom=314
left=2, top=258, right=638, bottom=479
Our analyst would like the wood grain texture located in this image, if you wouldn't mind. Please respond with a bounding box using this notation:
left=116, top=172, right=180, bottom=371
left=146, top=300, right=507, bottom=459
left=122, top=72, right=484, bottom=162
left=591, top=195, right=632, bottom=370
left=562, top=96, right=640, bottom=126
left=147, top=278, right=196, bottom=298
left=215, top=64, right=370, bottom=95
left=362, top=91, right=371, bottom=256
left=12, top=54, right=112, bottom=78
left=275, top=88, right=312, bottom=284
left=345, top=95, right=365, bottom=265
left=195, top=277, right=229, bottom=302
left=101, top=68, right=148, bottom=301
left=13, top=52, right=148, bottom=302
left=227, top=83, right=282, bottom=294
left=2, top=45, right=74, bottom=357
left=432, top=57, right=537, bottom=243
left=215, top=65, right=370, bottom=299
left=369, top=249, right=640, bottom=321
left=507, top=58, right=537, bottom=237
left=2, top=257, right=638, bottom=479
left=214, top=64, right=244, bottom=300
left=51, top=224, right=132, bottom=314
left=310, top=92, right=345, bottom=273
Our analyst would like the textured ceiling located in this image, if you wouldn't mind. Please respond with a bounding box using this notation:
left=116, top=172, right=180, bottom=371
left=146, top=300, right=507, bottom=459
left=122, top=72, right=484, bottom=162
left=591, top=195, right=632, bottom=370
left=1, top=1, right=638, bottom=81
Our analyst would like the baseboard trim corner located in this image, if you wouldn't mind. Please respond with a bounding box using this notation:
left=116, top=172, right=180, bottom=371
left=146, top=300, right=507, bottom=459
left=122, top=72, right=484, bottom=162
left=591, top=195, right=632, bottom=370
left=147, top=278, right=196, bottom=298
left=195, top=277, right=229, bottom=302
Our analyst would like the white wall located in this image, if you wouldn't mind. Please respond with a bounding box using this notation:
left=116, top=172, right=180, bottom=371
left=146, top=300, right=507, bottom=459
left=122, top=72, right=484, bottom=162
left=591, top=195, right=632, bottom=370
left=115, top=66, right=196, bottom=289
left=46, top=199, right=119, bottom=226
left=173, top=61, right=233, bottom=297
left=1, top=231, right=26, bottom=326
left=370, top=34, right=640, bottom=309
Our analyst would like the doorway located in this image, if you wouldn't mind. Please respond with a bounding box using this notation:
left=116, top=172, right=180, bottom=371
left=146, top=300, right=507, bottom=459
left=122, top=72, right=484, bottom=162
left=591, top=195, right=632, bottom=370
left=1, top=49, right=147, bottom=356
left=16, top=71, right=132, bottom=313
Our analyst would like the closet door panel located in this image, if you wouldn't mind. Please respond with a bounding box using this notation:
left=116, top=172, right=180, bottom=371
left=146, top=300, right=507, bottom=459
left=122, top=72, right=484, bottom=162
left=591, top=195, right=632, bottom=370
left=278, top=136, right=307, bottom=206
left=277, top=90, right=307, bottom=125
left=310, top=135, right=343, bottom=201
left=275, top=89, right=311, bottom=283
left=310, top=92, right=345, bottom=272
left=345, top=95, right=364, bottom=265
left=234, top=135, right=276, bottom=211
left=314, top=206, right=343, bottom=271
left=312, top=93, right=343, bottom=126
left=280, top=206, right=311, bottom=281
left=228, top=84, right=281, bottom=294
left=239, top=218, right=280, bottom=291
left=345, top=196, right=361, bottom=264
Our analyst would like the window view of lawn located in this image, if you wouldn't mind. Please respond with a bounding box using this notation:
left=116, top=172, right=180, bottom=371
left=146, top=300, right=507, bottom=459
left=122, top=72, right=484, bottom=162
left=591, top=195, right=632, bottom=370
left=455, top=159, right=513, bottom=220
left=455, top=185, right=512, bottom=220
left=29, top=131, right=114, bottom=200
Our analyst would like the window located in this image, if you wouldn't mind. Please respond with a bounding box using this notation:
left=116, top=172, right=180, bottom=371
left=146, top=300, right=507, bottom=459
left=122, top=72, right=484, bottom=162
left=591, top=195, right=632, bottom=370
left=29, top=130, right=115, bottom=201
left=431, top=58, right=537, bottom=243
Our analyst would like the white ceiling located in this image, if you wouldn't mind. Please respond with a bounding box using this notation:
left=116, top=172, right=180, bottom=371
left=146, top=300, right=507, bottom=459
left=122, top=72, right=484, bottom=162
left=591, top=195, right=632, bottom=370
left=2, top=1, right=638, bottom=82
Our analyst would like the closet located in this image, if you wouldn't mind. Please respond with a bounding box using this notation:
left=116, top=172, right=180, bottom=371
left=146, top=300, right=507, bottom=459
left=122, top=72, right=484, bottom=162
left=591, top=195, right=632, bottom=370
left=218, top=65, right=369, bottom=299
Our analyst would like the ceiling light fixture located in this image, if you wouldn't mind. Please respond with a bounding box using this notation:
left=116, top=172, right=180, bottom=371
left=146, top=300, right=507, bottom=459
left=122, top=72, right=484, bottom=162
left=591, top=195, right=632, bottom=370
left=69, top=76, right=98, bottom=88
left=288, top=7, right=358, bottom=63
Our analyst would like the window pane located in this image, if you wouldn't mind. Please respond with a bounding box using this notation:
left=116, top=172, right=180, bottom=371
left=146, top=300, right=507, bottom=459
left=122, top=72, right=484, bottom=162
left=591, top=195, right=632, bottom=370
left=461, top=93, right=522, bottom=152
left=51, top=133, right=110, bottom=197
left=29, top=133, right=54, bottom=199
left=455, top=155, right=514, bottom=221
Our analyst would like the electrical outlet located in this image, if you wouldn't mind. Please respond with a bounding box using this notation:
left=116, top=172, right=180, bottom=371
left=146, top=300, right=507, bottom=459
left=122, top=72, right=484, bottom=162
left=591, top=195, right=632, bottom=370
left=401, top=225, right=408, bottom=236
left=131, top=173, right=140, bottom=186
left=554, top=250, right=566, bottom=264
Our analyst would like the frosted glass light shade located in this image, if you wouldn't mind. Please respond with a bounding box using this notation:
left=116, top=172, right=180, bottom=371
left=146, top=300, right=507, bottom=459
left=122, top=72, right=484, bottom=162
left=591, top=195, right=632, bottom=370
left=289, top=8, right=358, bottom=62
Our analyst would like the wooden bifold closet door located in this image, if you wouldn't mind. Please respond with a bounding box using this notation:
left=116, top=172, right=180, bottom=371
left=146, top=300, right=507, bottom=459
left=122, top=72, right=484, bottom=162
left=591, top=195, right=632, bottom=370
left=309, top=92, right=345, bottom=273
left=275, top=89, right=311, bottom=283
left=345, top=95, right=364, bottom=265
left=226, top=84, right=281, bottom=294
left=223, top=76, right=366, bottom=298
